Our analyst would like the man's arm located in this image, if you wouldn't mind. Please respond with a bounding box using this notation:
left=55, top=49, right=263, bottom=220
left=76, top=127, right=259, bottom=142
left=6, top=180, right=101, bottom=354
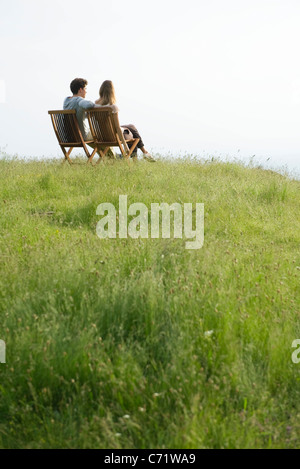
left=79, top=99, right=96, bottom=110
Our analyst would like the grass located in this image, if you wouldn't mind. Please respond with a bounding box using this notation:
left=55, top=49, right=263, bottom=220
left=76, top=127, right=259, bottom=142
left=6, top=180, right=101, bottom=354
left=0, top=155, right=299, bottom=449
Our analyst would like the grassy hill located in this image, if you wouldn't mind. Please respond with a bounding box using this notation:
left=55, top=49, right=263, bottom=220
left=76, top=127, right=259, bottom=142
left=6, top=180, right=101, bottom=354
left=0, top=156, right=299, bottom=449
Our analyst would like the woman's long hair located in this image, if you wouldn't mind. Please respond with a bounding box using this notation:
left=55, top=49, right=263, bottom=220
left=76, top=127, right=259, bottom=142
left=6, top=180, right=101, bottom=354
left=98, top=80, right=116, bottom=105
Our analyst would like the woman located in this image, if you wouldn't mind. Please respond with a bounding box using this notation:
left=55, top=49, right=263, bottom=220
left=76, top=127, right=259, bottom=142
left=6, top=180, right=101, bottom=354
left=95, top=80, right=156, bottom=162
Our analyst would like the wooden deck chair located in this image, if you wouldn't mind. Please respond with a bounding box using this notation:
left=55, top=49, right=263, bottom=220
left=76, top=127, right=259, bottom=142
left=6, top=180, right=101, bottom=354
left=48, top=110, right=98, bottom=164
left=86, top=108, right=139, bottom=163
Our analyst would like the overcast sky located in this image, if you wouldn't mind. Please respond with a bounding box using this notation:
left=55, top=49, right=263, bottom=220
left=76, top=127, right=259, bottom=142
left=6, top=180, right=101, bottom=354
left=0, top=0, right=300, bottom=175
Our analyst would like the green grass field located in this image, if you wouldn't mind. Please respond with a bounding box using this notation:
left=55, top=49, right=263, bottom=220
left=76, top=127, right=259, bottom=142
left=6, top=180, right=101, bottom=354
left=0, top=155, right=299, bottom=449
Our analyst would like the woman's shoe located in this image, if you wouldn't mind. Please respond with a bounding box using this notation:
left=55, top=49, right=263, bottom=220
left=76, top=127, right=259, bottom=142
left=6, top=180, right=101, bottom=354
left=143, top=153, right=156, bottom=162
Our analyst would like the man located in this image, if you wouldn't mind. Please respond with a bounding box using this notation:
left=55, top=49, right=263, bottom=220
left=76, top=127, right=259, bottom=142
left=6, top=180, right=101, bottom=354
left=63, top=78, right=95, bottom=141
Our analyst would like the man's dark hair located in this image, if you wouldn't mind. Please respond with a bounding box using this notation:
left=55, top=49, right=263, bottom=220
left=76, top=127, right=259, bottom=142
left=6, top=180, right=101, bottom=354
left=70, top=78, right=88, bottom=95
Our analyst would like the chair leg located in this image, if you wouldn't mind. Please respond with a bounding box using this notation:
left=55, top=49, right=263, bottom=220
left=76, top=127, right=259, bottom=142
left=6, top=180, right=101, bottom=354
left=87, top=148, right=98, bottom=164
left=127, top=139, right=140, bottom=157
left=61, top=146, right=73, bottom=164
left=83, top=142, right=97, bottom=164
left=117, top=136, right=140, bottom=160
left=96, top=146, right=110, bottom=165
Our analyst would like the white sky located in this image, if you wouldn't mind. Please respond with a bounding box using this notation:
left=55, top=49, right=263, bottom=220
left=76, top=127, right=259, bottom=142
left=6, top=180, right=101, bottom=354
left=0, top=0, right=300, bottom=174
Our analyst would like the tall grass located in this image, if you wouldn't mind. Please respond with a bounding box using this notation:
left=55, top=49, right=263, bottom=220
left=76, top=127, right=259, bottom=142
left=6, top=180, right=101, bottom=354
left=0, top=156, right=299, bottom=448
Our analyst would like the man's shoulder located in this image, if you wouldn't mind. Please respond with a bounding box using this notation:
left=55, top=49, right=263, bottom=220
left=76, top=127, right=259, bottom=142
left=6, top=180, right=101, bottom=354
left=63, top=96, right=77, bottom=109
left=78, top=98, right=95, bottom=109
left=63, top=96, right=95, bottom=110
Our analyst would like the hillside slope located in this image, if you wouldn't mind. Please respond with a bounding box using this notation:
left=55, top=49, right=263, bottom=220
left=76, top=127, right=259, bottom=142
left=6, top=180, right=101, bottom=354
left=0, top=157, right=299, bottom=448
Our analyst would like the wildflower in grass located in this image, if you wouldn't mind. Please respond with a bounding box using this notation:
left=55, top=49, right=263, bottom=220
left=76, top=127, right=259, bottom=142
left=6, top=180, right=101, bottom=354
left=204, top=330, right=214, bottom=338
